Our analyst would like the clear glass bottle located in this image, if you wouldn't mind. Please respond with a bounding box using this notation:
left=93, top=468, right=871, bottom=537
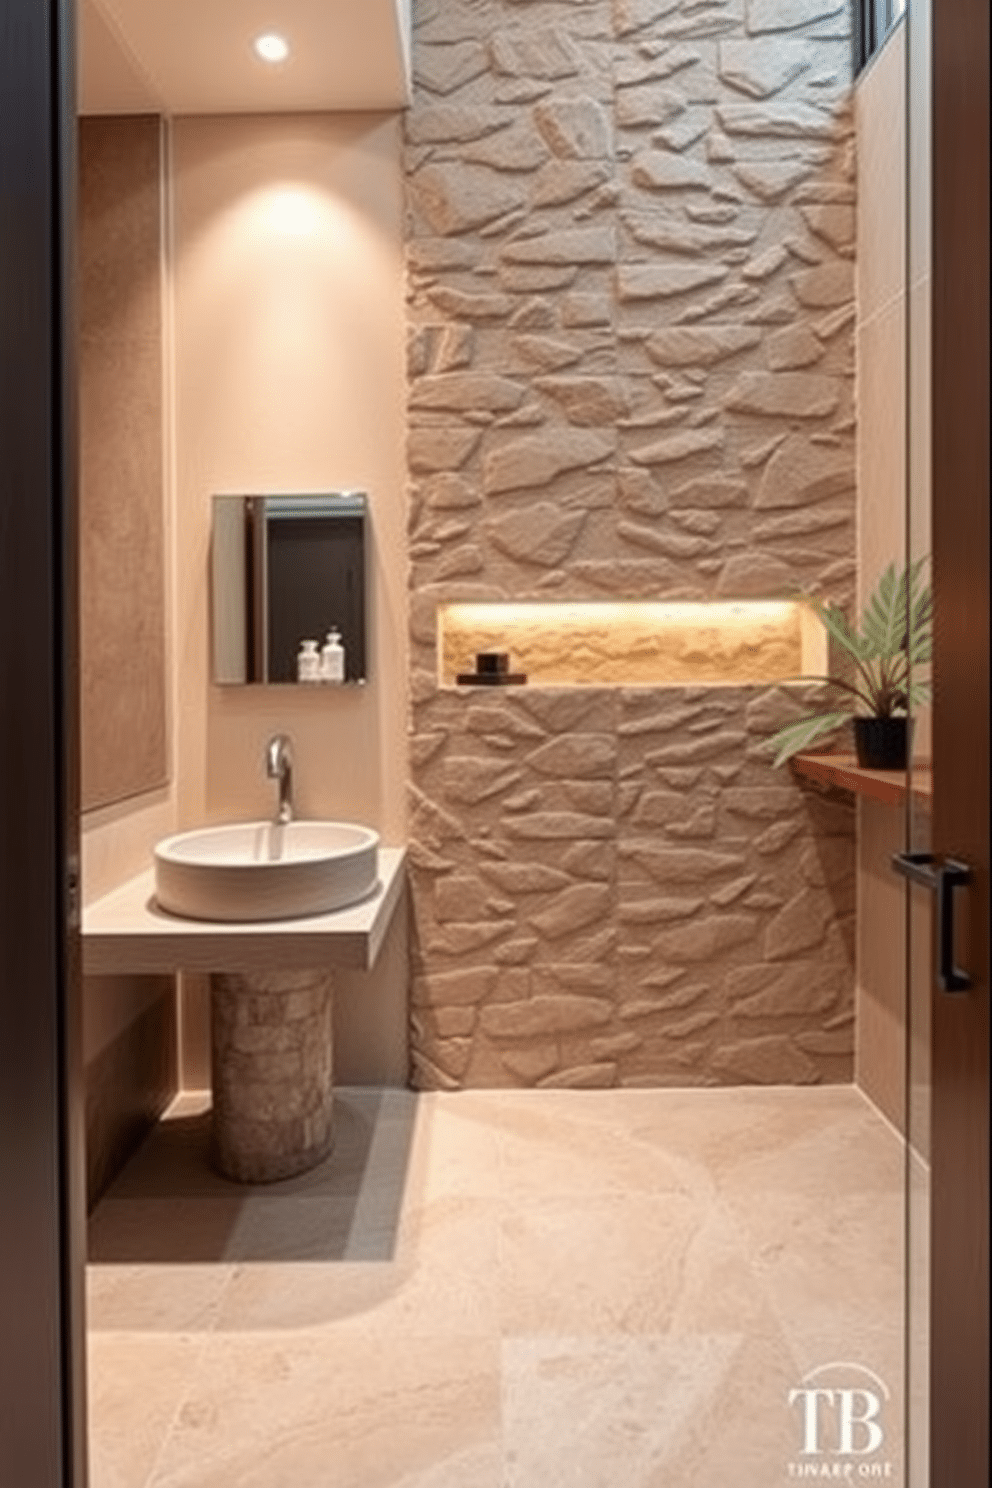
left=297, top=638, right=321, bottom=683
left=320, top=627, right=345, bottom=684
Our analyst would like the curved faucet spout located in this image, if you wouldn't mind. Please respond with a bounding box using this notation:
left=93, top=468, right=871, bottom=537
left=265, top=734, right=294, bottom=824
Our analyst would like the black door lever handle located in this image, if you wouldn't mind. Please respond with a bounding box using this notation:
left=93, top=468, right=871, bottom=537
left=891, top=852, right=972, bottom=992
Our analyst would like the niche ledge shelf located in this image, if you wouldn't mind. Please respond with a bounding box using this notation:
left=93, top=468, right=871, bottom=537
left=791, top=753, right=933, bottom=810
left=83, top=846, right=406, bottom=976
left=438, top=600, right=827, bottom=689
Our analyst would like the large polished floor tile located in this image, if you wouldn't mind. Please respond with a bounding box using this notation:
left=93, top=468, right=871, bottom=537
left=88, top=1085, right=906, bottom=1488
left=146, top=1333, right=503, bottom=1488
left=87, top=1332, right=207, bottom=1488
left=502, top=1330, right=800, bottom=1488
left=216, top=1193, right=502, bottom=1338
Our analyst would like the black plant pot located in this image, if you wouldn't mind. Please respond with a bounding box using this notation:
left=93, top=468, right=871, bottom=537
left=853, top=716, right=913, bottom=770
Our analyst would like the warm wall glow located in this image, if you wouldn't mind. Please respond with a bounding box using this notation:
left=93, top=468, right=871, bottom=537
left=440, top=601, right=825, bottom=688
left=263, top=185, right=323, bottom=238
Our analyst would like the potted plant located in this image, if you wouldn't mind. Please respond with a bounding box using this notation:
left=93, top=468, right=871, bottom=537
left=770, top=558, right=932, bottom=770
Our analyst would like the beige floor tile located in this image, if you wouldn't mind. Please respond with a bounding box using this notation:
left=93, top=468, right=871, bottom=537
left=497, top=1191, right=768, bottom=1338
left=491, top=1091, right=713, bottom=1200
left=502, top=1330, right=800, bottom=1488
left=215, top=1194, right=501, bottom=1338
left=87, top=1084, right=910, bottom=1487
left=88, top=1332, right=205, bottom=1488
left=403, top=1091, right=505, bottom=1202
left=145, top=1333, right=502, bottom=1488
left=727, top=1186, right=904, bottom=1348
left=88, top=1195, right=253, bottom=1267
left=670, top=1329, right=827, bottom=1488
left=616, top=1085, right=903, bottom=1196
left=87, top=1261, right=234, bottom=1335
left=714, top=1094, right=904, bottom=1199
left=88, top=1088, right=418, bottom=1269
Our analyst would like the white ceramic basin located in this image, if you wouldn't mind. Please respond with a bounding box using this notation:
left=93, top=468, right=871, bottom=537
left=154, top=820, right=380, bottom=922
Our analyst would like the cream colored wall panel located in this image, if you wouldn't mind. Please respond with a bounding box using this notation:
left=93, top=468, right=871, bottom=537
left=855, top=24, right=907, bottom=324
left=79, top=115, right=169, bottom=812
left=856, top=299, right=907, bottom=611
left=170, top=113, right=407, bottom=843
left=855, top=799, right=906, bottom=1130
left=908, top=0, right=932, bottom=288
left=908, top=274, right=932, bottom=757
left=82, top=789, right=175, bottom=906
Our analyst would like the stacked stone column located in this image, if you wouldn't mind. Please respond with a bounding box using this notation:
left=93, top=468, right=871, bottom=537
left=210, top=969, right=335, bottom=1183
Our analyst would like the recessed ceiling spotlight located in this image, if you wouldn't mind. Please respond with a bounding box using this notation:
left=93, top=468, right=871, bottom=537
left=254, top=33, right=290, bottom=64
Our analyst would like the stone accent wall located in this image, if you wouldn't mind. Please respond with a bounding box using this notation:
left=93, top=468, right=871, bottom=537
left=405, top=0, right=857, bottom=1090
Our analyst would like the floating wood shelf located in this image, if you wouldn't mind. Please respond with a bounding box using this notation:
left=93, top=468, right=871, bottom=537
left=791, top=752, right=933, bottom=810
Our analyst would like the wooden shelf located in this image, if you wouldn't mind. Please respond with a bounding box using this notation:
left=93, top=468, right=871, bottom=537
left=791, top=753, right=933, bottom=809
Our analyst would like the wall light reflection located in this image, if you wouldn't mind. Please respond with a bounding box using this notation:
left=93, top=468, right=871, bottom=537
left=264, top=186, right=322, bottom=238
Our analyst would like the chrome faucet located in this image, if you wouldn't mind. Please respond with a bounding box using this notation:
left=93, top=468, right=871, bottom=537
left=265, top=734, right=294, bottom=824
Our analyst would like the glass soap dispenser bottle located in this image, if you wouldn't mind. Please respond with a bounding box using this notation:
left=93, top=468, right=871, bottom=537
left=297, top=638, right=321, bottom=683
left=320, top=627, right=345, bottom=684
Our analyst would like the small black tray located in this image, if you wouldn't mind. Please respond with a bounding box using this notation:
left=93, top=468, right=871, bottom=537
left=456, top=672, right=528, bottom=686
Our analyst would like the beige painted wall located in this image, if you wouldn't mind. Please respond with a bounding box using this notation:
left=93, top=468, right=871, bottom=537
left=169, top=112, right=407, bottom=839
left=79, top=115, right=169, bottom=813
left=169, top=112, right=409, bottom=1086
left=79, top=118, right=178, bottom=1148
left=855, top=23, right=906, bottom=612
left=83, top=111, right=409, bottom=1095
left=854, top=11, right=933, bottom=1132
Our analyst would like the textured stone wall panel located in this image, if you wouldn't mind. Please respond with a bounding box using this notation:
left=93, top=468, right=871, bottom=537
left=406, top=0, right=856, bottom=1090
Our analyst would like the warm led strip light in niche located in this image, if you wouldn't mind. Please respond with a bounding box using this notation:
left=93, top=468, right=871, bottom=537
left=439, top=601, right=827, bottom=688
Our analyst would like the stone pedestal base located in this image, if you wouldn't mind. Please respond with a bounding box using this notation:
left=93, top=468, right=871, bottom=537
left=210, top=968, right=335, bottom=1184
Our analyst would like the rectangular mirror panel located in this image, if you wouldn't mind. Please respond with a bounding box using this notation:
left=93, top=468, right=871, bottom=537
left=212, top=493, right=367, bottom=685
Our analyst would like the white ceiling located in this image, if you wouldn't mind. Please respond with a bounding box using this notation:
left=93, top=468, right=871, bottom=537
left=78, top=0, right=411, bottom=117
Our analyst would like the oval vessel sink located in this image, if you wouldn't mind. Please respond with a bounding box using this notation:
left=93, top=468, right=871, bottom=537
left=154, top=821, right=379, bottom=922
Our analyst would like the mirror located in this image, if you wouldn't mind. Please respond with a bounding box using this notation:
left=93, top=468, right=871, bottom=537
left=212, top=493, right=368, bottom=685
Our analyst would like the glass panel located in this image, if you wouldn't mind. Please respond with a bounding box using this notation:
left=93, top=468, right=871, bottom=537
left=905, top=0, right=933, bottom=1482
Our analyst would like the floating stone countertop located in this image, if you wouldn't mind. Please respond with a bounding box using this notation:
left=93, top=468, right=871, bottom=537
left=82, top=846, right=406, bottom=977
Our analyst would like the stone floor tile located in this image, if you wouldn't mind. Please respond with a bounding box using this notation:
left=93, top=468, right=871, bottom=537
left=144, top=1333, right=502, bottom=1488
left=87, top=1261, right=234, bottom=1335
left=88, top=1332, right=205, bottom=1488
left=216, top=1193, right=501, bottom=1338
left=501, top=1331, right=799, bottom=1488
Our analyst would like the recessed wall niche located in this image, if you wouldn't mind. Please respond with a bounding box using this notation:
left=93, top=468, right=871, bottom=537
left=79, top=114, right=168, bottom=810
left=440, top=601, right=827, bottom=689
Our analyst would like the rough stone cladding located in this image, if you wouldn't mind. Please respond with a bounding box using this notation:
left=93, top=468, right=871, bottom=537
left=404, top=0, right=858, bottom=1090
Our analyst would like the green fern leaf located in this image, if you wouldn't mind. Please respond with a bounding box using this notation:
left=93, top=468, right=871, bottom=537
left=809, top=595, right=871, bottom=663
left=860, top=562, right=907, bottom=658
left=769, top=710, right=853, bottom=768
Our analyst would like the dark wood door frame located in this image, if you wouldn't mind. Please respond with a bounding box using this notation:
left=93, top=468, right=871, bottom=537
left=0, top=2, right=86, bottom=1485
left=930, top=0, right=991, bottom=1483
